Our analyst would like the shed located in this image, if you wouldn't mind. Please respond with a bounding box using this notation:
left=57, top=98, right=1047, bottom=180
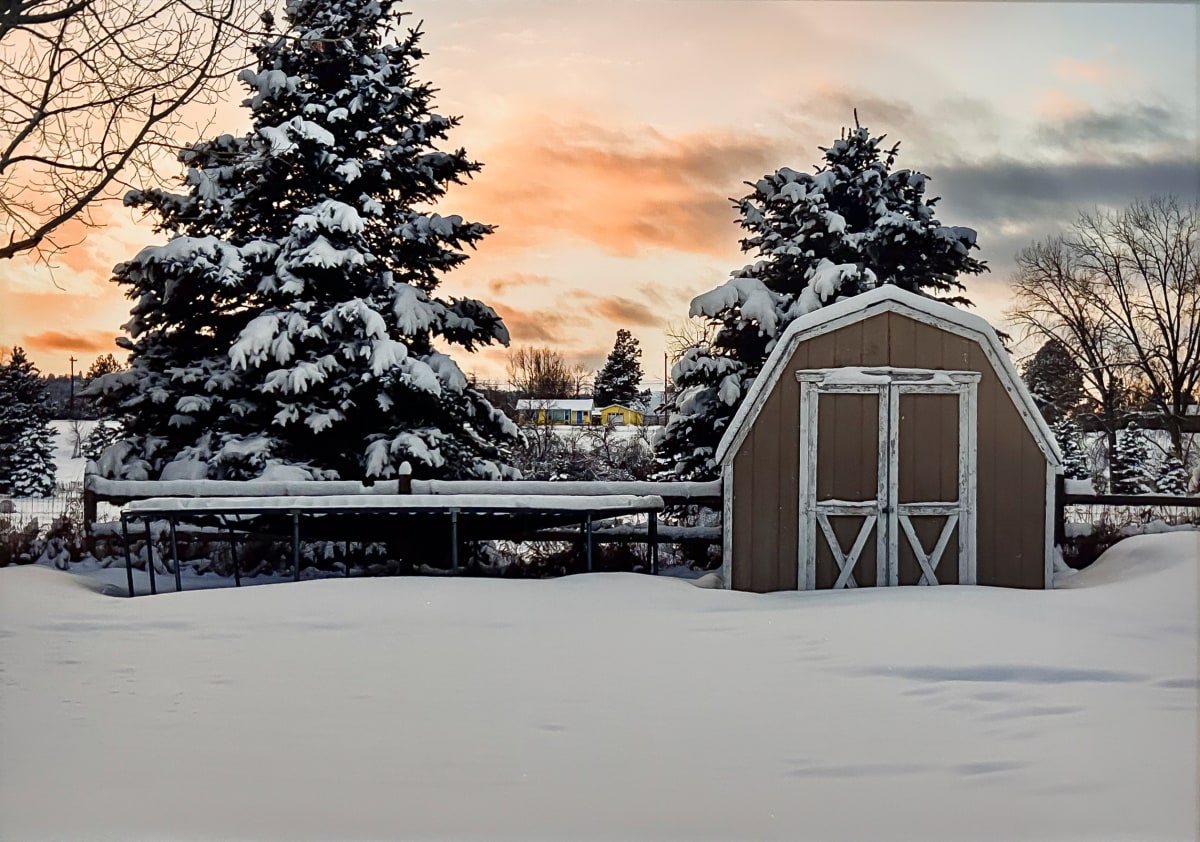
left=716, top=285, right=1061, bottom=593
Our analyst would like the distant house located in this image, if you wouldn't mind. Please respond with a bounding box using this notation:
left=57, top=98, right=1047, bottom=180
left=595, top=404, right=644, bottom=426
left=515, top=398, right=594, bottom=426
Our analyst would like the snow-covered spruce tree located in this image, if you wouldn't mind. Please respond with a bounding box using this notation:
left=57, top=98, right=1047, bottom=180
left=1051, top=417, right=1089, bottom=481
left=92, top=0, right=518, bottom=481
left=1022, top=338, right=1085, bottom=425
left=1110, top=423, right=1154, bottom=494
left=0, top=348, right=57, bottom=497
left=82, top=422, right=123, bottom=463
left=593, top=329, right=645, bottom=408
left=655, top=120, right=987, bottom=480
left=1154, top=453, right=1188, bottom=495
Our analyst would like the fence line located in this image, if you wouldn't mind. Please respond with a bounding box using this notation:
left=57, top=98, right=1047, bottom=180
left=1, top=483, right=121, bottom=538
left=1054, top=478, right=1200, bottom=548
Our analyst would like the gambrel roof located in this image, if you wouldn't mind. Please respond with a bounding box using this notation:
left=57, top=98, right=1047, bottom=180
left=713, top=285, right=1062, bottom=468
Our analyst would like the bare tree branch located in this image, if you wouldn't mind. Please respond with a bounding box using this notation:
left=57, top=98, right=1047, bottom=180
left=1008, top=196, right=1200, bottom=462
left=0, top=0, right=260, bottom=261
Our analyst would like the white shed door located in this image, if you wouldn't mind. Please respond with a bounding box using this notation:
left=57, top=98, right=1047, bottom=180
left=796, top=368, right=979, bottom=590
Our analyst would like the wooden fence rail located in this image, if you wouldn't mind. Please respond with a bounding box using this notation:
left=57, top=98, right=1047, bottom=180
left=1053, top=475, right=1200, bottom=544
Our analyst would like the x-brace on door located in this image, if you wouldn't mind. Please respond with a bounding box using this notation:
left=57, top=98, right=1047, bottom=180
left=796, top=367, right=979, bottom=590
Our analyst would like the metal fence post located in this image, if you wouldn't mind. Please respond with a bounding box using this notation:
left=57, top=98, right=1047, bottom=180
left=450, top=509, right=459, bottom=573
left=226, top=520, right=241, bottom=588
left=121, top=515, right=134, bottom=597
left=169, top=516, right=182, bottom=592
left=143, top=519, right=157, bottom=596
left=648, top=511, right=658, bottom=575
left=292, top=511, right=301, bottom=582
left=585, top=512, right=593, bottom=573
left=83, top=485, right=97, bottom=555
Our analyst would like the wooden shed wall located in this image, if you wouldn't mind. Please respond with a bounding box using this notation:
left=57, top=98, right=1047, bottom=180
left=730, top=311, right=1048, bottom=592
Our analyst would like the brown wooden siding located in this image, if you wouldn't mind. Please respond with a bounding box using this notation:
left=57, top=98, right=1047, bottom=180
left=814, top=393, right=880, bottom=587
left=896, top=392, right=960, bottom=586
left=730, top=310, right=1048, bottom=591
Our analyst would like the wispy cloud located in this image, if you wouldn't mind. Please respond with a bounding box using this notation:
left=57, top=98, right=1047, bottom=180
left=23, top=330, right=118, bottom=354
left=453, top=115, right=780, bottom=258
left=591, top=295, right=662, bottom=328
left=485, top=272, right=554, bottom=295
left=1035, top=102, right=1183, bottom=149
left=491, top=303, right=574, bottom=344
left=936, top=155, right=1199, bottom=221
left=1035, top=89, right=1089, bottom=120
left=1053, top=57, right=1112, bottom=84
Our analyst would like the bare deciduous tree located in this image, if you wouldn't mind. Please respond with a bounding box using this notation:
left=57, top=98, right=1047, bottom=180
left=506, top=346, right=590, bottom=399
left=0, top=0, right=255, bottom=260
left=1009, top=195, right=1200, bottom=461
left=663, top=317, right=716, bottom=365
left=1010, top=235, right=1133, bottom=465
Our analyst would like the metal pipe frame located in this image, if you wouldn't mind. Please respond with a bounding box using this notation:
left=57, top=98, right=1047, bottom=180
left=143, top=519, right=157, bottom=596
left=121, top=515, right=134, bottom=597
left=169, top=516, right=182, bottom=592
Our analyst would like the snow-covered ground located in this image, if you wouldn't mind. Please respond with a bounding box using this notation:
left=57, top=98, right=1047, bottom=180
left=47, top=418, right=99, bottom=482
left=1, top=533, right=1196, bottom=841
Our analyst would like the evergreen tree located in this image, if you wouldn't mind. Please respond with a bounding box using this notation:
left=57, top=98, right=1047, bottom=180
left=1110, top=423, right=1154, bottom=494
left=85, top=354, right=122, bottom=382
left=82, top=422, right=123, bottom=463
left=656, top=119, right=987, bottom=479
left=1154, top=453, right=1188, bottom=495
left=92, top=0, right=517, bottom=481
left=593, top=329, right=645, bottom=407
left=1022, top=338, right=1086, bottom=424
left=1051, top=417, right=1089, bottom=481
left=0, top=348, right=57, bottom=497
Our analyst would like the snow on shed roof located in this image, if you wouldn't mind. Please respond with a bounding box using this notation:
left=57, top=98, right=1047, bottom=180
left=515, top=399, right=595, bottom=411
left=714, top=285, right=1061, bottom=467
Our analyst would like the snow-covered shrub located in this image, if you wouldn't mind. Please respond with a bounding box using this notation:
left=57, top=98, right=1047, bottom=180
left=1110, top=423, right=1155, bottom=494
left=1154, top=454, right=1188, bottom=495
left=1052, top=418, right=1090, bottom=481
left=509, top=422, right=655, bottom=482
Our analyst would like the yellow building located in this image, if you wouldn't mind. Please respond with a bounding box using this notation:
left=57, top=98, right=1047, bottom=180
left=595, top=404, right=645, bottom=426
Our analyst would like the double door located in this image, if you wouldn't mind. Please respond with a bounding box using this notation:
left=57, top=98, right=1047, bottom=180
left=796, top=368, right=979, bottom=590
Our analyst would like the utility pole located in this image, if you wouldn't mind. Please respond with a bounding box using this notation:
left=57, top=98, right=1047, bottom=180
left=68, top=355, right=77, bottom=419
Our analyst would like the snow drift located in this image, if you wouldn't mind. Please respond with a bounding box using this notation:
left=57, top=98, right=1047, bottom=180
left=0, top=533, right=1196, bottom=841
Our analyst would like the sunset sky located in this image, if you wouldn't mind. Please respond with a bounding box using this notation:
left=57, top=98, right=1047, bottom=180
left=2, top=0, right=1196, bottom=385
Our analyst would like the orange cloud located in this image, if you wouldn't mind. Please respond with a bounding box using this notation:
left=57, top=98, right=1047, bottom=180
left=450, top=116, right=779, bottom=258
left=491, top=302, right=575, bottom=344
left=1036, top=89, right=1089, bottom=119
left=486, top=272, right=554, bottom=295
left=591, top=295, right=662, bottom=328
left=23, top=330, right=119, bottom=354
left=1053, top=57, right=1111, bottom=84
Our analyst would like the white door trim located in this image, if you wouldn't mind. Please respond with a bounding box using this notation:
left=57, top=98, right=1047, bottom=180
left=796, top=367, right=979, bottom=589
